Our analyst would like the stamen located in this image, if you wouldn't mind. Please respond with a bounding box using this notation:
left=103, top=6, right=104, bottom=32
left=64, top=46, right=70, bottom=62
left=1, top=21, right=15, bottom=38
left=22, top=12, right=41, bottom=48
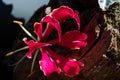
left=13, top=21, right=23, bottom=25
left=31, top=49, right=39, bottom=72
left=13, top=20, right=37, bottom=41
left=12, top=54, right=27, bottom=72
left=6, top=46, right=29, bottom=56
left=6, top=52, right=14, bottom=56
left=27, top=70, right=35, bottom=78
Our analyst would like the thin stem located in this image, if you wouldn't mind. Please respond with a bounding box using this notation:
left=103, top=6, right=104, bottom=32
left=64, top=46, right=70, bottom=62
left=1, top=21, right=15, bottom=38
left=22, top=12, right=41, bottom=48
left=31, top=49, right=39, bottom=72
left=13, top=20, right=37, bottom=41
left=6, top=46, right=29, bottom=56
left=9, top=53, right=27, bottom=72
left=27, top=70, right=35, bottom=78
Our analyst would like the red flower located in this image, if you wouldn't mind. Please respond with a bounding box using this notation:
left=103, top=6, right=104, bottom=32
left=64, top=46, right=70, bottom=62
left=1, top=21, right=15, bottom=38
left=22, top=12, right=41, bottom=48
left=45, top=48, right=84, bottom=76
left=48, top=30, right=87, bottom=49
left=39, top=48, right=61, bottom=77
left=42, top=6, right=80, bottom=40
left=23, top=6, right=87, bottom=77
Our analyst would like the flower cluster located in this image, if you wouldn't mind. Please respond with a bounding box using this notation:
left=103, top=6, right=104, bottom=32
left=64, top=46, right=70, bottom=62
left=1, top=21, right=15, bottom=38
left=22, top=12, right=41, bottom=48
left=11, top=6, right=87, bottom=77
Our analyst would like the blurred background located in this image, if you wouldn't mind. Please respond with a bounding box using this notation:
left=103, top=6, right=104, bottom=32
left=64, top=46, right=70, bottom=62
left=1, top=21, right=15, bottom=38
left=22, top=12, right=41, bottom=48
left=3, top=0, right=49, bottom=23
left=2, top=0, right=119, bottom=23
left=0, top=0, right=49, bottom=52
left=98, top=0, right=120, bottom=10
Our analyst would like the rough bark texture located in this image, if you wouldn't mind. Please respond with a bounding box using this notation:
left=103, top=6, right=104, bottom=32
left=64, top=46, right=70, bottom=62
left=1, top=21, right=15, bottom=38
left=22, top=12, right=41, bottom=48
left=12, top=1, right=120, bottom=80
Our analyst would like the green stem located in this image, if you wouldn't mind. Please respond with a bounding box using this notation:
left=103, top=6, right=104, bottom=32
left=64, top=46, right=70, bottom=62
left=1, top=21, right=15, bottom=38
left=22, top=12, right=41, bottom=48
left=6, top=46, right=29, bottom=56
left=9, top=53, right=27, bottom=72
left=31, top=49, right=39, bottom=72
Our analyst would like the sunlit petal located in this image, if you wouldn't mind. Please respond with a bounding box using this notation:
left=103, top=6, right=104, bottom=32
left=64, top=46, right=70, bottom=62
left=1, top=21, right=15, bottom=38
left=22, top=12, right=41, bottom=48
left=46, top=48, right=84, bottom=76
left=23, top=38, right=52, bottom=58
left=39, top=48, right=61, bottom=76
left=49, top=30, right=87, bottom=49
left=42, top=16, right=61, bottom=41
left=34, top=22, right=42, bottom=41
left=51, top=6, right=80, bottom=29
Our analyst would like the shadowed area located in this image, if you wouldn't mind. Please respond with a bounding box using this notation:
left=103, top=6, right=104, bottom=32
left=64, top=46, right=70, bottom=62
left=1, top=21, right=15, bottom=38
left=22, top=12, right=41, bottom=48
left=0, top=0, right=24, bottom=80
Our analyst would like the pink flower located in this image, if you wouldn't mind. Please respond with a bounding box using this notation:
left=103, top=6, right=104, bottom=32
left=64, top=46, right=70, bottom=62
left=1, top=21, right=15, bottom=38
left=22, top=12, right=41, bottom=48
left=23, top=38, right=52, bottom=58
left=45, top=48, right=84, bottom=76
left=39, top=48, right=61, bottom=77
left=42, top=6, right=80, bottom=39
left=48, top=30, right=87, bottom=49
left=23, top=6, right=87, bottom=77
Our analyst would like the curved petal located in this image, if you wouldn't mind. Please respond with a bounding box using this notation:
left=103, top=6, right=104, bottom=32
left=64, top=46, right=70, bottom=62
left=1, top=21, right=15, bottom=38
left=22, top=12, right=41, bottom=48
left=46, top=48, right=84, bottom=76
left=42, top=16, right=62, bottom=42
left=23, top=38, right=52, bottom=58
left=34, top=22, right=42, bottom=41
left=51, top=6, right=80, bottom=29
left=39, top=48, right=61, bottom=77
left=62, top=59, right=84, bottom=76
left=73, top=11, right=80, bottom=29
left=48, top=30, right=87, bottom=49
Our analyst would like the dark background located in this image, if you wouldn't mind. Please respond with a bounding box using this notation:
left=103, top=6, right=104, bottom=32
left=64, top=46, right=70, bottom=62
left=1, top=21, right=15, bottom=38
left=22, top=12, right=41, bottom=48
left=0, top=0, right=24, bottom=80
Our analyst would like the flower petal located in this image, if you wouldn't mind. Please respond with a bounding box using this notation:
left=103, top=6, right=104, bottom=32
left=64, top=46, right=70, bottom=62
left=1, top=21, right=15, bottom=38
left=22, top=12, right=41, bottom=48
left=46, top=48, right=84, bottom=76
left=34, top=22, right=42, bottom=41
left=63, top=59, right=84, bottom=76
left=42, top=16, right=61, bottom=41
left=23, top=38, right=52, bottom=58
left=39, top=48, right=61, bottom=77
left=51, top=6, right=80, bottom=29
left=49, top=30, right=87, bottom=49
left=73, top=11, right=80, bottom=29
